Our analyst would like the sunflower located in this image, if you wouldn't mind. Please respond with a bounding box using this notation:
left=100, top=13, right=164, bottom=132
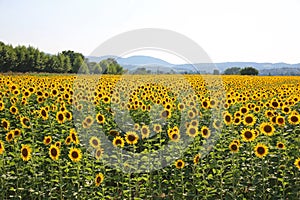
left=0, top=101, right=4, bottom=111
left=65, top=111, right=72, bottom=121
left=83, top=116, right=94, bottom=128
left=49, top=144, right=60, bottom=161
left=276, top=141, right=285, bottom=149
left=193, top=154, right=201, bottom=165
left=56, top=111, right=65, bottom=124
left=20, top=144, right=32, bottom=161
left=223, top=112, right=232, bottom=125
left=201, top=126, right=211, bottom=139
left=282, top=106, right=291, bottom=114
left=140, top=125, right=150, bottom=139
left=89, top=136, right=101, bottom=149
left=294, top=158, right=300, bottom=170
left=113, top=136, right=125, bottom=147
left=96, top=113, right=105, bottom=124
left=65, top=136, right=72, bottom=145
left=175, top=159, right=185, bottom=169
left=9, top=106, right=18, bottom=115
left=232, top=139, right=240, bottom=146
left=0, top=140, right=5, bottom=155
left=233, top=117, right=242, bottom=125
left=70, top=129, right=80, bottom=145
left=186, top=126, right=198, bottom=138
left=243, top=114, right=256, bottom=127
left=6, top=131, right=14, bottom=142
left=43, top=136, right=52, bottom=145
left=125, top=131, right=139, bottom=145
left=213, top=119, right=222, bottom=129
left=55, top=141, right=61, bottom=148
left=288, top=114, right=300, bottom=125
left=240, top=106, right=248, bottom=114
left=153, top=124, right=162, bottom=133
left=161, top=109, right=171, bottom=119
left=241, top=128, right=256, bottom=142
left=254, top=143, right=268, bottom=158
left=95, top=173, right=104, bottom=186
left=177, top=103, right=185, bottom=111
left=276, top=116, right=285, bottom=126
left=108, top=130, right=120, bottom=137
left=95, top=148, right=104, bottom=160
left=133, top=123, right=140, bottom=130
left=68, top=147, right=82, bottom=162
left=260, top=122, right=275, bottom=136
left=1, top=119, right=10, bottom=131
left=229, top=142, right=239, bottom=153
left=40, top=108, right=49, bottom=120
left=169, top=132, right=180, bottom=142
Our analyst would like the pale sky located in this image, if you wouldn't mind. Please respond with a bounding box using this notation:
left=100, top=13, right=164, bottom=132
left=0, top=0, right=300, bottom=64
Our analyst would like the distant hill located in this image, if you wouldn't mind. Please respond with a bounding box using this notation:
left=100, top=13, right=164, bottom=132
left=86, top=55, right=300, bottom=75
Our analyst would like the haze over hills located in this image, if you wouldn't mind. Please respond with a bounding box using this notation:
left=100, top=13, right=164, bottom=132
left=87, top=55, right=300, bottom=75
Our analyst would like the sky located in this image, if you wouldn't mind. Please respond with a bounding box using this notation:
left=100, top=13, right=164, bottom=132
left=0, top=0, right=300, bottom=64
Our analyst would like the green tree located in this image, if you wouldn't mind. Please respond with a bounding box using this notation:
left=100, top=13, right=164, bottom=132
left=240, top=67, right=259, bottom=75
left=213, top=69, right=220, bottom=75
left=223, top=67, right=241, bottom=75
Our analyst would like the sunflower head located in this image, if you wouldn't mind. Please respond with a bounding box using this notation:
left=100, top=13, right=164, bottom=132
left=193, top=154, right=201, bottom=165
left=201, top=126, right=211, bottom=139
left=43, top=136, right=52, bottom=145
left=241, top=128, right=256, bottom=142
left=254, top=143, right=268, bottom=158
left=294, top=158, right=300, bottom=170
left=68, top=147, right=82, bottom=162
left=0, top=140, right=5, bottom=155
left=49, top=144, right=60, bottom=161
left=95, top=173, right=104, bottom=186
left=175, top=159, right=185, bottom=169
left=276, top=141, right=285, bottom=149
left=229, top=142, right=239, bottom=153
left=20, top=144, right=32, bottom=161
left=89, top=136, right=101, bottom=149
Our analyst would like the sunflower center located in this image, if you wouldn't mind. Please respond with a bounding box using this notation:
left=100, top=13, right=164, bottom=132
left=278, top=143, right=284, bottom=148
left=51, top=148, right=58, bottom=157
left=46, top=138, right=50, bottom=143
left=189, top=128, right=196, bottom=135
left=98, top=115, right=103, bottom=122
left=96, top=176, right=101, bottom=183
left=203, top=129, right=208, bottom=135
left=245, top=131, right=253, bottom=139
left=128, top=135, right=136, bottom=142
left=225, top=115, right=231, bottom=122
left=8, top=133, right=13, bottom=140
left=42, top=110, right=46, bottom=116
left=291, top=116, right=298, bottom=122
left=264, top=125, right=272, bottom=133
left=22, top=148, right=28, bottom=157
left=58, top=114, right=64, bottom=121
left=116, top=139, right=122, bottom=145
left=257, top=147, right=265, bottom=155
left=245, top=117, right=253, bottom=123
left=177, top=162, right=183, bottom=167
left=92, top=139, right=99, bottom=146
left=172, top=133, right=178, bottom=140
left=278, top=118, right=284, bottom=124
left=72, top=151, right=79, bottom=159
left=231, top=144, right=238, bottom=151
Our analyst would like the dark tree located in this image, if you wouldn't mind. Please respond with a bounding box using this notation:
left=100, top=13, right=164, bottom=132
left=240, top=67, right=259, bottom=75
left=224, top=67, right=241, bottom=75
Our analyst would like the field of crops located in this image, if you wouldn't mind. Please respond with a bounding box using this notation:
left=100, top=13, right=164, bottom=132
left=0, top=74, right=300, bottom=199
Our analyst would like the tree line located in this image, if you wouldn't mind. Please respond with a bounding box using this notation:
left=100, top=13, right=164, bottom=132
left=223, top=67, right=259, bottom=75
left=0, top=41, right=124, bottom=74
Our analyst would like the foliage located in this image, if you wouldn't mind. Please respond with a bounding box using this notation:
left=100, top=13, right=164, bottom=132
left=223, top=67, right=241, bottom=75
left=240, top=67, right=259, bottom=75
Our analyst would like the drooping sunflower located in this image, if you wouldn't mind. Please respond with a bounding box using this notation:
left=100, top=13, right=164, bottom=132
left=141, top=125, right=150, bottom=139
left=89, top=136, right=101, bottom=149
left=49, top=144, right=60, bottom=161
left=232, top=139, right=240, bottom=146
left=241, top=128, right=256, bottom=142
left=243, top=114, right=256, bottom=127
left=95, top=148, right=104, bottom=160
left=69, top=129, right=80, bottom=145
left=175, top=159, right=185, bottom=169
left=65, top=136, right=72, bottom=145
left=294, top=158, right=300, bottom=169
left=113, top=136, right=125, bottom=148
left=20, top=144, right=32, bottom=161
left=56, top=111, right=65, bottom=124
left=1, top=119, right=10, bottom=131
left=95, top=173, right=104, bottom=186
left=125, top=131, right=139, bottom=145
left=254, top=143, right=268, bottom=158
left=43, top=136, right=52, bottom=145
left=68, top=147, right=82, bottom=162
left=193, top=154, right=201, bottom=165
left=201, top=126, right=211, bottom=139
left=0, top=140, right=5, bottom=155
left=260, top=122, right=275, bottom=136
left=186, top=126, right=198, bottom=138
left=229, top=142, right=239, bottom=153
left=276, top=141, right=285, bottom=149
left=96, top=113, right=105, bottom=124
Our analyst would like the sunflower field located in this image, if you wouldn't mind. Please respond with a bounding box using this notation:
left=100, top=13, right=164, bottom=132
left=0, top=74, right=300, bottom=199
